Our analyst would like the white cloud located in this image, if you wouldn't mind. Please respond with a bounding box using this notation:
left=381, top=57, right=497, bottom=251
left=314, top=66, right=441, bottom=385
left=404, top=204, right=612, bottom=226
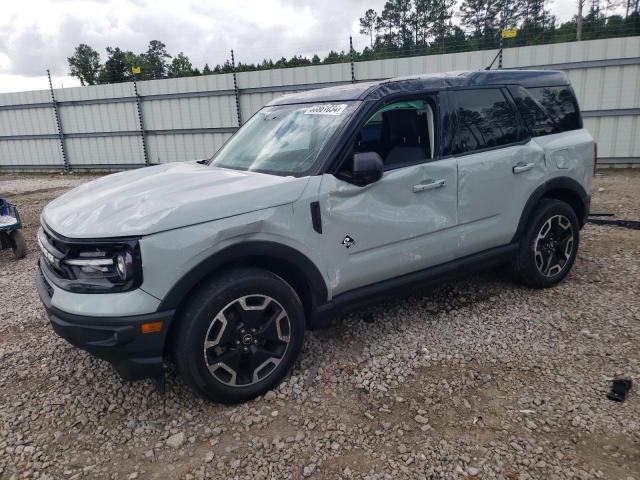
left=0, top=0, right=628, bottom=94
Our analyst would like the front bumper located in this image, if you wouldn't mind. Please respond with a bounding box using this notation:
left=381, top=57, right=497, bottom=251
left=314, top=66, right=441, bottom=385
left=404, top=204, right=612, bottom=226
left=37, top=260, right=175, bottom=381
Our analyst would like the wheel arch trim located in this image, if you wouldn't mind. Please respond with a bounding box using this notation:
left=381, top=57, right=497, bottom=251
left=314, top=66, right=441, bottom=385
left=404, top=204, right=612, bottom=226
left=156, top=240, right=329, bottom=313
left=512, top=176, right=589, bottom=243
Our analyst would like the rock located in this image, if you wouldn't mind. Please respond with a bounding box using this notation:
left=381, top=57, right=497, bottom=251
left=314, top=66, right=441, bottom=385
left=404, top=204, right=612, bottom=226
left=414, top=415, right=429, bottom=424
left=166, top=432, right=185, bottom=449
left=303, top=464, right=316, bottom=477
left=467, top=466, right=481, bottom=476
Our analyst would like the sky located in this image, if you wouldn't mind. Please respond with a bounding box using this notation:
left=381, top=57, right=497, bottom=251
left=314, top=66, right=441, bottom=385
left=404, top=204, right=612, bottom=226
left=0, top=0, right=617, bottom=94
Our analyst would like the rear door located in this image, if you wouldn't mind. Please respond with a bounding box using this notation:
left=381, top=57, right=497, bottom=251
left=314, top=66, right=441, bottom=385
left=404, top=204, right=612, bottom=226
left=318, top=95, right=459, bottom=296
left=451, top=88, right=545, bottom=256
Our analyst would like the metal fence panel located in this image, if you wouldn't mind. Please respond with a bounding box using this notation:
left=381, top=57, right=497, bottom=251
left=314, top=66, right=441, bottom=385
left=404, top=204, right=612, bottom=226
left=65, top=136, right=144, bottom=166
left=0, top=138, right=63, bottom=167
left=59, top=102, right=140, bottom=134
left=147, top=132, right=232, bottom=164
left=0, top=107, right=57, bottom=136
left=142, top=95, right=237, bottom=130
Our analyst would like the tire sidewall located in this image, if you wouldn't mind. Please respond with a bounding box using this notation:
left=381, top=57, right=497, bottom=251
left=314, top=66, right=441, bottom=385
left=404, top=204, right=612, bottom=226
left=10, top=231, right=27, bottom=259
left=522, top=200, right=580, bottom=288
left=178, top=269, right=305, bottom=404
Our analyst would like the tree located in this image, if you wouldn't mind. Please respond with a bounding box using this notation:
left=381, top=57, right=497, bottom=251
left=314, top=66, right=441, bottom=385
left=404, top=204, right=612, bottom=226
left=377, top=3, right=396, bottom=44
left=493, top=0, right=525, bottom=29
left=460, top=0, right=491, bottom=36
left=577, top=0, right=587, bottom=39
left=431, top=0, right=457, bottom=44
left=123, top=52, right=146, bottom=79
left=413, top=0, right=433, bottom=44
left=68, top=44, right=101, bottom=86
left=522, top=0, right=552, bottom=29
left=143, top=40, right=171, bottom=79
left=99, top=47, right=127, bottom=83
left=202, top=63, right=212, bottom=74
left=168, top=52, right=194, bottom=77
left=393, top=0, right=415, bottom=46
left=360, top=9, right=379, bottom=47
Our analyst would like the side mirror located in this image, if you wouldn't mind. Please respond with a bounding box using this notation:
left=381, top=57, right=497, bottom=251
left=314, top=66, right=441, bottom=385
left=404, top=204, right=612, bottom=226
left=350, top=152, right=384, bottom=186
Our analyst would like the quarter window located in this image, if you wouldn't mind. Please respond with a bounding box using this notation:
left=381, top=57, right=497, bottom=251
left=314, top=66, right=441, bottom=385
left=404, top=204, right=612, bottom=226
left=452, top=89, right=522, bottom=155
left=528, top=86, right=581, bottom=132
left=510, top=86, right=557, bottom=136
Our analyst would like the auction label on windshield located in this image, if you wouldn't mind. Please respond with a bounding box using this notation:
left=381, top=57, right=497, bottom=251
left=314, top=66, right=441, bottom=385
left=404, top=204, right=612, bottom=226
left=304, top=104, right=348, bottom=115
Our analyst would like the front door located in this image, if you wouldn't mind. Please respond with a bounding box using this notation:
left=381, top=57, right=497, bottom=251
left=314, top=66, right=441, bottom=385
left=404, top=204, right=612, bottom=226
left=318, top=98, right=459, bottom=297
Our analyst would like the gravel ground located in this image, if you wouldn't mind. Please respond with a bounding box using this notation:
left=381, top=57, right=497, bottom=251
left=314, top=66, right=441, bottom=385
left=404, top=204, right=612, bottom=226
left=0, top=170, right=638, bottom=480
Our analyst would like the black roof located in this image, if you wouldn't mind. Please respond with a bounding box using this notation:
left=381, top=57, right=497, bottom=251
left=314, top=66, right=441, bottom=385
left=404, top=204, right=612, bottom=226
left=267, top=69, right=569, bottom=106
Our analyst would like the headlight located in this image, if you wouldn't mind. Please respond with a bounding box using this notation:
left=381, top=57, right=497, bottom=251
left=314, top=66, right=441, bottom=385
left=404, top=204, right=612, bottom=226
left=38, top=226, right=143, bottom=293
left=115, top=252, right=134, bottom=281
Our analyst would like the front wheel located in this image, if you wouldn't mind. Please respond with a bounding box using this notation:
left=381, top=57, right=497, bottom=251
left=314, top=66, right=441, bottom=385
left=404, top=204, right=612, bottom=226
left=172, top=267, right=305, bottom=404
left=512, top=199, right=580, bottom=288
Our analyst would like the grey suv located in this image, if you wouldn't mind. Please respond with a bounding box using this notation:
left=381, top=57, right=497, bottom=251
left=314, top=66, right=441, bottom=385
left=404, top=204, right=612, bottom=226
left=37, top=70, right=594, bottom=403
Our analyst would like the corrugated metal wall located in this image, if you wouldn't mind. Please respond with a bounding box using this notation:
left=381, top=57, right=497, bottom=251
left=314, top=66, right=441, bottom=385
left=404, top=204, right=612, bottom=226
left=1, top=36, right=638, bottom=170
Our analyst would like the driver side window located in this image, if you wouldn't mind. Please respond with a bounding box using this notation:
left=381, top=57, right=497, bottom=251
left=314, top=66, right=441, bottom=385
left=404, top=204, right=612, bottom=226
left=353, top=98, right=436, bottom=171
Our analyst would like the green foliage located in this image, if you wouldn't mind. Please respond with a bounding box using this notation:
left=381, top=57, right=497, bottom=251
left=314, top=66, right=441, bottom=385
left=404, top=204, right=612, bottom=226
left=168, top=52, right=194, bottom=78
left=143, top=40, right=171, bottom=79
left=68, top=44, right=101, bottom=86
left=67, top=5, right=640, bottom=86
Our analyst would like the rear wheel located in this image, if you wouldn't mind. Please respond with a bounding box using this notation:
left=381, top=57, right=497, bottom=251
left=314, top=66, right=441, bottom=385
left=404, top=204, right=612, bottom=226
left=10, top=230, right=27, bottom=259
left=173, top=267, right=305, bottom=404
left=512, top=199, right=580, bottom=288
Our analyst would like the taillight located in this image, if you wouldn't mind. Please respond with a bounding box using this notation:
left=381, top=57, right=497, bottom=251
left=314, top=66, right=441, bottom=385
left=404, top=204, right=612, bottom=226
left=593, top=142, right=598, bottom=176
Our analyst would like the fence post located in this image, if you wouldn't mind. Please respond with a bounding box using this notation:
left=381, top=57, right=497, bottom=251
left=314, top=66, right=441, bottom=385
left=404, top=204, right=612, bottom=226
left=349, top=36, right=356, bottom=83
left=231, top=49, right=243, bottom=126
left=132, top=73, right=150, bottom=166
left=47, top=69, right=69, bottom=172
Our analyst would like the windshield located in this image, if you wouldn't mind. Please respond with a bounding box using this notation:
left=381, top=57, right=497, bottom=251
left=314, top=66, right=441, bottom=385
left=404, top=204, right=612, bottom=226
left=208, top=101, right=359, bottom=176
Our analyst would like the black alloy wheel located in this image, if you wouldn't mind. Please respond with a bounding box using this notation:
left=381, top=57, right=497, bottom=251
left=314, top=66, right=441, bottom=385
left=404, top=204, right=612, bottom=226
left=533, top=214, right=575, bottom=278
left=512, top=199, right=580, bottom=288
left=203, top=294, right=291, bottom=387
left=173, top=267, right=305, bottom=404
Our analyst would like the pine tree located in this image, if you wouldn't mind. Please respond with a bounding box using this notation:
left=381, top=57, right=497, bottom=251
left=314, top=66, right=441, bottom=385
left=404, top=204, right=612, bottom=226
left=359, top=9, right=379, bottom=47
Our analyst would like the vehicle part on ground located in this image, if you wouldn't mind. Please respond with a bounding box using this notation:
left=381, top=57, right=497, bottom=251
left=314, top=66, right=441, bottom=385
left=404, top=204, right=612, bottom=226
left=607, top=378, right=633, bottom=402
left=587, top=218, right=640, bottom=231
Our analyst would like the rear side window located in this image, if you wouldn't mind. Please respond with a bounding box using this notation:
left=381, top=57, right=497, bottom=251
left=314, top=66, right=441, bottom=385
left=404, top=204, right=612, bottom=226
left=527, top=86, right=581, bottom=132
left=452, top=88, right=522, bottom=155
left=510, top=86, right=557, bottom=137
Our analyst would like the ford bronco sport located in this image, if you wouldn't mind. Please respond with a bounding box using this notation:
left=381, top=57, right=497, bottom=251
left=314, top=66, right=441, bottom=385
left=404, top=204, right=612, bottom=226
left=37, top=70, right=594, bottom=404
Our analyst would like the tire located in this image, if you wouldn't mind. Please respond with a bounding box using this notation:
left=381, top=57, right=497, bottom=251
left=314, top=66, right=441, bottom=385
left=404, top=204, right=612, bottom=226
left=512, top=199, right=580, bottom=289
left=10, top=230, right=27, bottom=259
left=172, top=267, right=305, bottom=404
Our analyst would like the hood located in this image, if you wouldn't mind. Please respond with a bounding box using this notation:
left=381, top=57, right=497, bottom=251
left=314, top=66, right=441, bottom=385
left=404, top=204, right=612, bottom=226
left=43, top=162, right=309, bottom=238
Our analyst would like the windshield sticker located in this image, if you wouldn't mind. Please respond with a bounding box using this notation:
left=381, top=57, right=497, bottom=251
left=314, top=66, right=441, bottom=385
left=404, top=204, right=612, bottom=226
left=304, top=104, right=348, bottom=116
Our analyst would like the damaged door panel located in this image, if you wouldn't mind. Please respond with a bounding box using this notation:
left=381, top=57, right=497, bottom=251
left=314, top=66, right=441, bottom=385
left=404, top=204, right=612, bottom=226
left=319, top=157, right=458, bottom=296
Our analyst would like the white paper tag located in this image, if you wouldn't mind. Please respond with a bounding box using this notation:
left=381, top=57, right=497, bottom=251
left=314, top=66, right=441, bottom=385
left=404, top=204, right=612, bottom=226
left=304, top=104, right=348, bottom=116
